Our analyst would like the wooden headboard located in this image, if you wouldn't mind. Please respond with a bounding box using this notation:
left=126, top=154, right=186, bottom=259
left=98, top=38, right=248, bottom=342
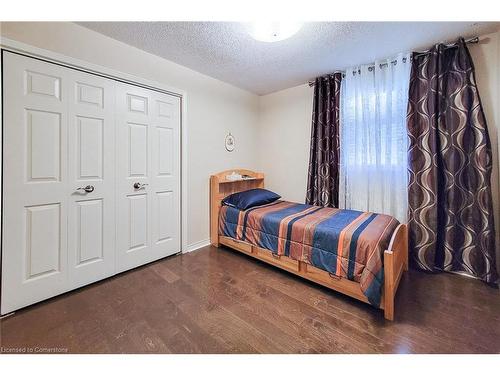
left=210, top=169, right=264, bottom=247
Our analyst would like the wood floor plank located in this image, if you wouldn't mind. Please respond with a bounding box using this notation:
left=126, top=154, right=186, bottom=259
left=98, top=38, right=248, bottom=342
left=158, top=277, right=272, bottom=353
left=1, top=245, right=499, bottom=353
left=101, top=262, right=227, bottom=354
left=203, top=249, right=414, bottom=353
left=173, top=251, right=380, bottom=353
left=159, top=257, right=326, bottom=353
left=214, top=247, right=499, bottom=353
left=217, top=250, right=450, bottom=352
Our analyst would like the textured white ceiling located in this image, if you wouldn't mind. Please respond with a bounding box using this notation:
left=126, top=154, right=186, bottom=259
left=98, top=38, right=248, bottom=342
left=77, top=22, right=499, bottom=95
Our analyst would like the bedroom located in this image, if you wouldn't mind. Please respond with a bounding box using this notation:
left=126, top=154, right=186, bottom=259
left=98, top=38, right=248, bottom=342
left=1, top=0, right=500, bottom=371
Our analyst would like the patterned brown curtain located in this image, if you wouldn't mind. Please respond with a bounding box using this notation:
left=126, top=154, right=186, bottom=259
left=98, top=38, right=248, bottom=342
left=407, top=38, right=498, bottom=284
left=306, top=73, right=342, bottom=207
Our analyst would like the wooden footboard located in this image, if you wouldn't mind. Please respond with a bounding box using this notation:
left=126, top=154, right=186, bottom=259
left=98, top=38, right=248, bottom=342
left=383, top=223, right=408, bottom=320
left=209, top=170, right=408, bottom=321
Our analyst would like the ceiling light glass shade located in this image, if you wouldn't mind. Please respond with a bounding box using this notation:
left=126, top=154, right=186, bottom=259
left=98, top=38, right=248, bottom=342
left=249, top=21, right=303, bottom=42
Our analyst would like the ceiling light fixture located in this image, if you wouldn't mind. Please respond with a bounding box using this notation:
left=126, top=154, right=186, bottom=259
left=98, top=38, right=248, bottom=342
left=249, top=21, right=303, bottom=42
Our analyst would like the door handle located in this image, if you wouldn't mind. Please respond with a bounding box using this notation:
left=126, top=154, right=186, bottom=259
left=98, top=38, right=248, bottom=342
left=133, top=182, right=149, bottom=190
left=76, top=185, right=95, bottom=193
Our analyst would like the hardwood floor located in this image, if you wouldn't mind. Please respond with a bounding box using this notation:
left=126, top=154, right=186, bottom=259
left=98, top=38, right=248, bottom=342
left=1, top=245, right=499, bottom=353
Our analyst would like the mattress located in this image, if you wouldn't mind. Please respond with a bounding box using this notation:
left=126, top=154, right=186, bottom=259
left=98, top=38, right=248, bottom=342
left=219, top=200, right=399, bottom=306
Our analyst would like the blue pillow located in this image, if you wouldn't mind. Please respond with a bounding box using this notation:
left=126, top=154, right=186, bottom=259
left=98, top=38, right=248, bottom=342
left=222, top=188, right=281, bottom=210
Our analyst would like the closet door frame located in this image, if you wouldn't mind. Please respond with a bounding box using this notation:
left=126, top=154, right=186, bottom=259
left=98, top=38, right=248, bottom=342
left=0, top=38, right=188, bottom=315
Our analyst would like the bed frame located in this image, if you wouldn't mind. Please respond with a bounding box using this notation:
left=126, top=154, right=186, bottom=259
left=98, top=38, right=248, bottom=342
left=210, top=169, right=408, bottom=320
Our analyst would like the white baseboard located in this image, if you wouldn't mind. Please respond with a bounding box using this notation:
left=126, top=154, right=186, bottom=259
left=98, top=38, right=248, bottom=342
left=183, top=239, right=211, bottom=253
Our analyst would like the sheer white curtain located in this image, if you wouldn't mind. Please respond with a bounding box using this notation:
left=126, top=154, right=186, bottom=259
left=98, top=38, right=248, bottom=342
left=339, top=53, right=411, bottom=223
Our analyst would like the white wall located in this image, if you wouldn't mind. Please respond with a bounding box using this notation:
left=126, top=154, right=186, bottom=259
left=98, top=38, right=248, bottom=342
left=257, top=84, right=313, bottom=202
left=258, top=30, right=500, bottom=272
left=0, top=22, right=260, bottom=250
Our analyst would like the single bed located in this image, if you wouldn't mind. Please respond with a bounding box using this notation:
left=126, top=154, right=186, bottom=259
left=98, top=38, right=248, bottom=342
left=210, top=169, right=408, bottom=320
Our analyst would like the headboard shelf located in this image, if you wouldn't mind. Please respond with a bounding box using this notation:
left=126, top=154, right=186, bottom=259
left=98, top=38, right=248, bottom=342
left=219, top=177, right=263, bottom=184
left=210, top=169, right=264, bottom=247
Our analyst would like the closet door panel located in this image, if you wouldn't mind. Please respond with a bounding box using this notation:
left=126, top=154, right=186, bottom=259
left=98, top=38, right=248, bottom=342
left=116, top=84, right=153, bottom=272
left=151, top=93, right=181, bottom=255
left=115, top=84, right=180, bottom=272
left=1, top=52, right=69, bottom=314
left=67, top=71, right=116, bottom=288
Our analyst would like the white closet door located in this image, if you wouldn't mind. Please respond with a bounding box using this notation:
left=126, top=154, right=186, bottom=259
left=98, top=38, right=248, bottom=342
left=1, top=52, right=181, bottom=314
left=115, top=83, right=180, bottom=272
left=67, top=70, right=116, bottom=288
left=2, top=52, right=70, bottom=314
left=1, top=53, right=118, bottom=314
left=150, top=90, right=181, bottom=258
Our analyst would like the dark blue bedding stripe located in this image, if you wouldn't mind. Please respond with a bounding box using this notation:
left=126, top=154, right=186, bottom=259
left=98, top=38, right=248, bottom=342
left=240, top=201, right=281, bottom=241
left=284, top=207, right=323, bottom=256
left=259, top=203, right=312, bottom=250
left=347, top=213, right=376, bottom=280
left=312, top=210, right=363, bottom=258
left=222, top=206, right=240, bottom=238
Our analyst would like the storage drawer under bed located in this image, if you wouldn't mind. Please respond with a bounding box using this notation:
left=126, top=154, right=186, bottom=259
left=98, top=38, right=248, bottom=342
left=219, top=236, right=299, bottom=272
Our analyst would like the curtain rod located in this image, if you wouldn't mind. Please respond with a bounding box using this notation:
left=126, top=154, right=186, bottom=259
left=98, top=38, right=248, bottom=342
left=307, top=36, right=479, bottom=87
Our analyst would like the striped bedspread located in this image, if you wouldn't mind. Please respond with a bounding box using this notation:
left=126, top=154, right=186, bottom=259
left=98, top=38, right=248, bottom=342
left=219, top=201, right=399, bottom=306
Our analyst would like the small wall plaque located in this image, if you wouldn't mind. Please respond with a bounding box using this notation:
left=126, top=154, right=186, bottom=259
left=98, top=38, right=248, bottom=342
left=225, top=132, right=235, bottom=152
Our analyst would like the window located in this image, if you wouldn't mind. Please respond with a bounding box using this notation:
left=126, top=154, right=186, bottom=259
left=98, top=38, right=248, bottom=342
left=339, top=55, right=411, bottom=223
